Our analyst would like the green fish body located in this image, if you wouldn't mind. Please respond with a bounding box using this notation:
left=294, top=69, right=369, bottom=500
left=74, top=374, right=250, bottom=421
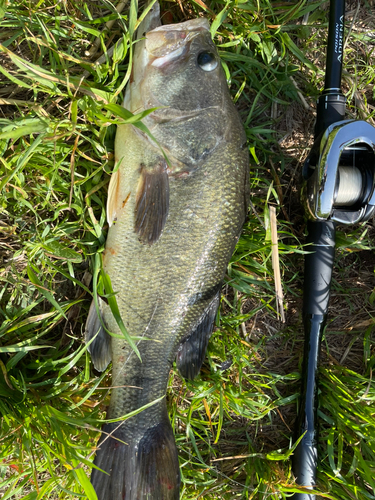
left=86, top=3, right=249, bottom=499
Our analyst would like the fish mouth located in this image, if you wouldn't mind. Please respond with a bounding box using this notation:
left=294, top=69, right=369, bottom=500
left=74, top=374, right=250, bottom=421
left=146, top=18, right=210, bottom=68
left=124, top=10, right=210, bottom=112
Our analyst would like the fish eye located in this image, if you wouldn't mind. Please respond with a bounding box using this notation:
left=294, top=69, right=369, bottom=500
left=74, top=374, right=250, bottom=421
left=197, top=51, right=218, bottom=72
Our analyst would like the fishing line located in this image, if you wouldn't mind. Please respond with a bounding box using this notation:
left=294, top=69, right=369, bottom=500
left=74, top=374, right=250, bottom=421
left=334, top=165, right=362, bottom=206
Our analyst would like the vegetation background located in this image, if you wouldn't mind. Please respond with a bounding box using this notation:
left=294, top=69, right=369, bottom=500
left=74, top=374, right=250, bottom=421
left=1, top=0, right=375, bottom=498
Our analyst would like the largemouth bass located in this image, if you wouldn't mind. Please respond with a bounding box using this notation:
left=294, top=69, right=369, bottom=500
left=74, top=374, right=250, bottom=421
left=86, top=3, right=249, bottom=499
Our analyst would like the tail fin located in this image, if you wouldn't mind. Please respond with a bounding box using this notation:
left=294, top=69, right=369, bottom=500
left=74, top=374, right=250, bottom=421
left=91, top=409, right=180, bottom=499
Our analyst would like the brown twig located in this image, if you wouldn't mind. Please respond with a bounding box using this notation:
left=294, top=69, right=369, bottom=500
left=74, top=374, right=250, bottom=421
left=270, top=205, right=285, bottom=323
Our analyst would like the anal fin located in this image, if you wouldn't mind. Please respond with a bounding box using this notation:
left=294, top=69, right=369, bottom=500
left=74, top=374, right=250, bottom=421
left=135, top=160, right=169, bottom=245
left=176, top=289, right=221, bottom=380
left=85, top=298, right=111, bottom=372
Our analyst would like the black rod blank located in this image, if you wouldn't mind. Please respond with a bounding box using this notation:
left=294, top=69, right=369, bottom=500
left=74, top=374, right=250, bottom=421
left=325, top=0, right=345, bottom=91
left=315, top=0, right=346, bottom=138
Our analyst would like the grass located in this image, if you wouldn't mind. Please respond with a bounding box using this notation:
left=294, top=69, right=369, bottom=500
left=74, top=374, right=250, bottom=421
left=1, top=0, right=375, bottom=498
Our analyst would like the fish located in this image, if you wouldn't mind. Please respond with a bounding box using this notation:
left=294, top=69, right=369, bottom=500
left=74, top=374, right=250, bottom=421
left=85, top=2, right=249, bottom=499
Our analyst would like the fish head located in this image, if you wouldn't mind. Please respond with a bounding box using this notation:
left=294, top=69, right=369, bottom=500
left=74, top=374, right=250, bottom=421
left=123, top=7, right=245, bottom=169
left=125, top=16, right=228, bottom=115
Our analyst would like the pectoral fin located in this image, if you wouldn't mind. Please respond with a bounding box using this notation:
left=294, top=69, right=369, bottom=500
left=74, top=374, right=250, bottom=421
left=135, top=161, right=169, bottom=245
left=176, top=290, right=221, bottom=380
left=85, top=298, right=111, bottom=372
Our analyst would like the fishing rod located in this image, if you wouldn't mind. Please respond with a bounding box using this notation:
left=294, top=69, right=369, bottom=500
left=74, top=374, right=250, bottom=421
left=292, top=0, right=375, bottom=498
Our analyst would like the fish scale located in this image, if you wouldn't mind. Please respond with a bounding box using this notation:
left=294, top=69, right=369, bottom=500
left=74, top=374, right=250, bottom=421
left=85, top=2, right=249, bottom=498
left=105, top=139, right=245, bottom=404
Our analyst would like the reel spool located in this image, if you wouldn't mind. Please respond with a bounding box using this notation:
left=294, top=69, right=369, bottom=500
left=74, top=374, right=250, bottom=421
left=334, top=164, right=362, bottom=206
left=333, top=145, right=374, bottom=207
left=333, top=165, right=363, bottom=207
left=303, top=120, right=375, bottom=225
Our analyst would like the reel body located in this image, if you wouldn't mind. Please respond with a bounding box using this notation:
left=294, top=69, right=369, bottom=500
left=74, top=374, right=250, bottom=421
left=303, top=120, right=375, bottom=225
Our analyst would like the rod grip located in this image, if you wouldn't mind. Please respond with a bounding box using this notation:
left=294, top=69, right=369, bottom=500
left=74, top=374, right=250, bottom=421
left=292, top=221, right=336, bottom=499
left=291, top=439, right=318, bottom=500
left=292, top=315, right=323, bottom=500
left=303, top=221, right=336, bottom=316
